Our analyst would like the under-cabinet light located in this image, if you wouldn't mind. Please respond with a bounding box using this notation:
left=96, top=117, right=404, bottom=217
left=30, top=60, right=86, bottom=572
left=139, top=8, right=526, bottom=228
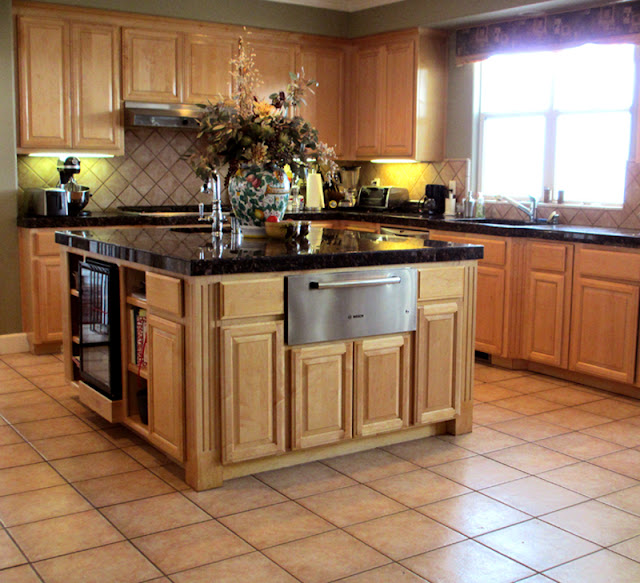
left=370, top=158, right=417, bottom=164
left=27, top=152, right=114, bottom=158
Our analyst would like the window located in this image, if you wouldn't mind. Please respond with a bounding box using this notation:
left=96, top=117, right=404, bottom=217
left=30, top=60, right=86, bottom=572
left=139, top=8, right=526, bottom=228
left=477, top=43, right=637, bottom=205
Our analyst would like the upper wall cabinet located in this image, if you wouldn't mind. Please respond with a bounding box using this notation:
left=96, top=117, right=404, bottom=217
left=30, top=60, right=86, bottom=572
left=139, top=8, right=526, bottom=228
left=16, top=15, right=122, bottom=154
left=122, top=28, right=183, bottom=102
left=122, top=27, right=235, bottom=104
left=250, top=40, right=297, bottom=103
left=351, top=29, right=448, bottom=161
left=184, top=34, right=235, bottom=103
left=297, top=43, right=347, bottom=158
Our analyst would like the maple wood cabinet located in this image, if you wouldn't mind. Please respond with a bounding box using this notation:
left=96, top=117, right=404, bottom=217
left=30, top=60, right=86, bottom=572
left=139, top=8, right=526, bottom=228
left=221, top=321, right=286, bottom=463
left=183, top=33, right=235, bottom=103
left=415, top=302, right=461, bottom=425
left=18, top=229, right=64, bottom=353
left=521, top=241, right=574, bottom=368
left=351, top=28, right=447, bottom=161
left=122, top=28, right=183, bottom=102
left=297, top=43, right=347, bottom=157
left=123, top=27, right=235, bottom=104
left=291, top=341, right=353, bottom=449
left=354, top=334, right=411, bottom=436
left=16, top=15, right=122, bottom=154
left=147, top=314, right=185, bottom=461
left=429, top=231, right=510, bottom=357
left=569, top=245, right=640, bottom=384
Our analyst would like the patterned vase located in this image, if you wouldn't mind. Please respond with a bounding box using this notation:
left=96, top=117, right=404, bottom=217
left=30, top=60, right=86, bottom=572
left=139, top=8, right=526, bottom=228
left=228, top=166, right=290, bottom=227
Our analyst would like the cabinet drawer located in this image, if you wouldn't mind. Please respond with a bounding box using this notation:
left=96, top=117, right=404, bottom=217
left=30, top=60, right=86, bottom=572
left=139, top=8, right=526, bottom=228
left=220, top=277, right=284, bottom=319
left=429, top=231, right=505, bottom=266
left=529, top=242, right=568, bottom=272
left=146, top=272, right=183, bottom=317
left=32, top=231, right=59, bottom=256
left=466, top=237, right=506, bottom=266
left=418, top=267, right=464, bottom=301
left=577, top=246, right=640, bottom=283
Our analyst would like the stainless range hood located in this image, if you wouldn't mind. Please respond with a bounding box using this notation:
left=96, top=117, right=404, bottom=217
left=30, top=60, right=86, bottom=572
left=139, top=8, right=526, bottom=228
left=124, top=101, right=203, bottom=129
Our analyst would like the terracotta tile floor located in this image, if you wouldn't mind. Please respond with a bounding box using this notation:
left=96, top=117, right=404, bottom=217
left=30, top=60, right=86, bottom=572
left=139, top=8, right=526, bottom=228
left=3, top=355, right=640, bottom=582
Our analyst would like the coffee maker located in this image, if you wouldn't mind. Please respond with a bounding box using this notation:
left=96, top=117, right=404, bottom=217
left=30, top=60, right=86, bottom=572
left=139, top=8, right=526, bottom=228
left=422, top=184, right=449, bottom=216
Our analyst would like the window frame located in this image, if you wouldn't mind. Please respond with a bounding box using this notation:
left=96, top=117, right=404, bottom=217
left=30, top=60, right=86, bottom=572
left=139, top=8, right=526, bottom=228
left=475, top=43, right=640, bottom=206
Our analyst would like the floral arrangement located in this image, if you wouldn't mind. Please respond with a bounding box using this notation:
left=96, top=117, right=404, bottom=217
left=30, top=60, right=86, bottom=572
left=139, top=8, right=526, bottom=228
left=191, top=37, right=338, bottom=185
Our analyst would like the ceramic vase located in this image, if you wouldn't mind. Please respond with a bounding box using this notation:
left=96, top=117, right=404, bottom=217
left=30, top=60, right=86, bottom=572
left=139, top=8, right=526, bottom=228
left=228, top=166, right=290, bottom=228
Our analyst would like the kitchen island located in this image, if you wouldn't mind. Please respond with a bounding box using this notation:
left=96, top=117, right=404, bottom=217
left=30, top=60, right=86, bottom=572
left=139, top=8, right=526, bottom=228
left=56, top=225, right=481, bottom=490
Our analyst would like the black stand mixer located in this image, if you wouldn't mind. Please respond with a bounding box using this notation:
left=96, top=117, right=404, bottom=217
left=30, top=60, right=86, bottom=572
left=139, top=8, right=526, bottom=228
left=57, top=157, right=92, bottom=216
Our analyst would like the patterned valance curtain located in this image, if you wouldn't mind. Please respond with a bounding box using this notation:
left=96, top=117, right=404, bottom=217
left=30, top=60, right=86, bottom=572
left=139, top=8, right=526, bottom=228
left=456, top=2, right=640, bottom=64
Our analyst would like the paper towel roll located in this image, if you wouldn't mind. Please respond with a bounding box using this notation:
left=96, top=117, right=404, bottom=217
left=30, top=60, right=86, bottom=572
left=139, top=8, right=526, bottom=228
left=306, top=171, right=324, bottom=210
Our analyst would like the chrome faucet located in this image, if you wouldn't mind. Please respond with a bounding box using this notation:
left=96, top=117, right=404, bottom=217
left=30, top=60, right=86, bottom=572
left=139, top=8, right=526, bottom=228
left=497, top=194, right=538, bottom=222
left=198, top=170, right=224, bottom=237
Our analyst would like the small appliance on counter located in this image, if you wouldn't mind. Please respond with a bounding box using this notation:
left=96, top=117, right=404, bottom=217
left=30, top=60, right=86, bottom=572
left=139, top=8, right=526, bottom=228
left=355, top=185, right=409, bottom=210
left=421, top=184, right=449, bottom=216
left=28, top=157, right=93, bottom=217
left=335, top=166, right=361, bottom=207
left=28, top=187, right=69, bottom=217
left=58, top=157, right=92, bottom=216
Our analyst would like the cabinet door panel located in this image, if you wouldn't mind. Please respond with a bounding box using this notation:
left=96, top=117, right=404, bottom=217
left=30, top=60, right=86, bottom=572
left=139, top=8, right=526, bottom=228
left=17, top=17, right=70, bottom=148
left=415, top=303, right=459, bottom=425
left=251, top=42, right=296, bottom=103
left=123, top=29, right=182, bottom=102
left=184, top=34, right=234, bottom=103
left=291, top=342, right=353, bottom=449
left=381, top=40, right=415, bottom=156
left=475, top=266, right=505, bottom=355
left=148, top=315, right=185, bottom=461
left=297, top=46, right=345, bottom=156
left=221, top=321, right=285, bottom=463
left=355, top=334, right=411, bottom=436
left=71, top=24, right=121, bottom=151
left=522, top=271, right=567, bottom=367
left=569, top=277, right=639, bottom=383
left=353, top=47, right=382, bottom=158
left=33, top=257, right=63, bottom=344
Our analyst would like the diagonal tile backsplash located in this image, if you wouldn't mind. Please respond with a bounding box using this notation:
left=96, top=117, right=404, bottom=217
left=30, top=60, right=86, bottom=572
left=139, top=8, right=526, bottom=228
left=17, top=129, right=640, bottom=229
left=17, top=128, right=209, bottom=214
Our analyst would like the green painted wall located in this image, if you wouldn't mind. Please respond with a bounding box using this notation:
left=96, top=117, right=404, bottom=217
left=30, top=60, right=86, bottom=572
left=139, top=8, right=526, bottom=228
left=1, top=0, right=21, bottom=335
left=347, top=0, right=590, bottom=36
left=31, top=0, right=349, bottom=36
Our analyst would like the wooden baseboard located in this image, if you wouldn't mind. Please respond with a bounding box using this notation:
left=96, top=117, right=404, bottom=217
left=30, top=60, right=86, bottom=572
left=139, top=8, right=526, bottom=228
left=0, top=333, right=29, bottom=354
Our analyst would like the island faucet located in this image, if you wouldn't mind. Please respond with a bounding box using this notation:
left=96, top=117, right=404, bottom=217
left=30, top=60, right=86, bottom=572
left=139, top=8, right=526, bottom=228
left=198, top=170, right=224, bottom=237
left=497, top=194, right=538, bottom=222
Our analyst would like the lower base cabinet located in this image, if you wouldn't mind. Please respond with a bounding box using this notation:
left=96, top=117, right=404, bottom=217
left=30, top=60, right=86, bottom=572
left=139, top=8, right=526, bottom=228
left=147, top=314, right=185, bottom=461
left=221, top=321, right=286, bottom=463
left=354, top=334, right=411, bottom=436
left=414, top=302, right=460, bottom=424
left=291, top=341, right=353, bottom=449
left=569, top=276, right=639, bottom=384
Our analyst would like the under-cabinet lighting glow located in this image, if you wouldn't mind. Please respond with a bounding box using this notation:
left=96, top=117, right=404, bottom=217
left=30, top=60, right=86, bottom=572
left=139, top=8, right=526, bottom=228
left=27, top=152, right=114, bottom=158
left=370, top=158, right=417, bottom=164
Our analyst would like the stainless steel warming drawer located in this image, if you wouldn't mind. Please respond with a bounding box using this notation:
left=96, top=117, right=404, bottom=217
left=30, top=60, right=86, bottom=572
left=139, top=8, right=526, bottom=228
left=285, top=268, right=417, bottom=345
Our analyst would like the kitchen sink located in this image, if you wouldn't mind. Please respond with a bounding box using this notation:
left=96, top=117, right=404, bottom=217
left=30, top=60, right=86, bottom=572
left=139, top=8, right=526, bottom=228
left=451, top=218, right=548, bottom=226
left=118, top=205, right=230, bottom=218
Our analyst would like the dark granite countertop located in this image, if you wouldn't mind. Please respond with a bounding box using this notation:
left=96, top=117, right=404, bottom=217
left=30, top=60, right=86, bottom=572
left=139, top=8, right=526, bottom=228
left=54, top=226, right=484, bottom=276
left=20, top=206, right=640, bottom=249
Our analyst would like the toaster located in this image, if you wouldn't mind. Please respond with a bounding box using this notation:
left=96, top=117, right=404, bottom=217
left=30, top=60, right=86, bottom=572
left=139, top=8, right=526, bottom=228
left=355, top=186, right=409, bottom=210
left=28, top=188, right=69, bottom=217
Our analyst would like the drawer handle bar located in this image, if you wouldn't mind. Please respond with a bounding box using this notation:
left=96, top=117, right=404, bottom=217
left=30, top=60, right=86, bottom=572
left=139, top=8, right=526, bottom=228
left=311, top=276, right=402, bottom=290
